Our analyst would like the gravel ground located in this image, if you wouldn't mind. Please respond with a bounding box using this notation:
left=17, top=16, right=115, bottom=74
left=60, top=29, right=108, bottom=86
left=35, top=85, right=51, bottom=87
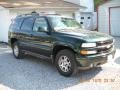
left=0, top=37, right=120, bottom=90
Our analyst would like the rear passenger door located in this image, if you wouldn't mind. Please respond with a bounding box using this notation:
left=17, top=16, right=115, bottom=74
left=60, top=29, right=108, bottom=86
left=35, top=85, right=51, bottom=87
left=19, top=17, right=35, bottom=51
left=31, top=17, right=53, bottom=57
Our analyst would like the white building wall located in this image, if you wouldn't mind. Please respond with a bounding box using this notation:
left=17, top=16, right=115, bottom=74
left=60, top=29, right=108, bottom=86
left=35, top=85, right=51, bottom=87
left=93, top=12, right=97, bottom=30
left=64, top=0, right=94, bottom=12
left=64, top=0, right=96, bottom=30
left=0, top=7, right=18, bottom=42
left=74, top=11, right=81, bottom=23
left=0, top=7, right=11, bottom=42
left=80, top=12, right=93, bottom=30
left=98, top=0, right=120, bottom=34
left=98, top=6, right=109, bottom=33
left=79, top=0, right=94, bottom=12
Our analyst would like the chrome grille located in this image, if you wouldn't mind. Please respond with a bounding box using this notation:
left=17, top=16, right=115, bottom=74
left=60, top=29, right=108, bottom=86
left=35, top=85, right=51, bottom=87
left=96, top=40, right=113, bottom=46
left=96, top=39, right=113, bottom=54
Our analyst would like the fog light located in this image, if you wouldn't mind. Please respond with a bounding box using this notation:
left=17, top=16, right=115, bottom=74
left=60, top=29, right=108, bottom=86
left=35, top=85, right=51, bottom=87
left=90, top=64, right=94, bottom=67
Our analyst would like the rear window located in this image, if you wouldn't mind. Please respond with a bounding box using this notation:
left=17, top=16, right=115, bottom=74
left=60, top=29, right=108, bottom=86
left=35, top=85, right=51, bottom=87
left=10, top=18, right=24, bottom=30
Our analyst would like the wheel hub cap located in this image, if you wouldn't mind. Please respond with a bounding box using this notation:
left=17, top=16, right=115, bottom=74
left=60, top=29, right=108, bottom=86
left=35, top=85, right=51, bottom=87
left=58, top=56, right=71, bottom=72
left=14, top=45, right=19, bottom=56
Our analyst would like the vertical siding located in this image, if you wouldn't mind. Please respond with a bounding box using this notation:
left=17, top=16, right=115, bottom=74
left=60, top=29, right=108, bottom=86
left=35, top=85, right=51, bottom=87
left=98, top=6, right=109, bottom=34
left=80, top=0, right=94, bottom=12
left=0, top=8, right=11, bottom=42
left=98, top=0, right=120, bottom=35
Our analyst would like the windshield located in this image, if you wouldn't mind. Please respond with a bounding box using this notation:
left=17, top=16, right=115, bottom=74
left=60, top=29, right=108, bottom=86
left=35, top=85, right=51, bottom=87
left=48, top=16, right=81, bottom=31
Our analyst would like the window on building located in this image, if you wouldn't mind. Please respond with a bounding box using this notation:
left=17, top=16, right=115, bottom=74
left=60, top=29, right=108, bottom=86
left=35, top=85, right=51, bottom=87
left=80, top=22, right=83, bottom=24
left=81, top=17, right=84, bottom=19
left=88, top=17, right=91, bottom=19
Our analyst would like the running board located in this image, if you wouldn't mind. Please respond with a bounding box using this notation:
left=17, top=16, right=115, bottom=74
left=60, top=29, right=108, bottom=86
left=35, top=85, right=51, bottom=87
left=23, top=50, right=51, bottom=60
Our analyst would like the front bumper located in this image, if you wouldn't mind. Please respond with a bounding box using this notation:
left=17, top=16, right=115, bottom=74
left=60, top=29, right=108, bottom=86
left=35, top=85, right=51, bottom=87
left=76, top=48, right=116, bottom=70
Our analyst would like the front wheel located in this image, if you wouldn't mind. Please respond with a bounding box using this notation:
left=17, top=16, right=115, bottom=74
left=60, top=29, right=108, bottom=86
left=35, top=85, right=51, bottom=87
left=12, top=42, right=24, bottom=59
left=55, top=49, right=77, bottom=77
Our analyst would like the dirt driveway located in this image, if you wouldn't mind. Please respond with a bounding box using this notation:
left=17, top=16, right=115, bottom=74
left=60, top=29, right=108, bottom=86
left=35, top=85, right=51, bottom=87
left=0, top=37, right=120, bottom=90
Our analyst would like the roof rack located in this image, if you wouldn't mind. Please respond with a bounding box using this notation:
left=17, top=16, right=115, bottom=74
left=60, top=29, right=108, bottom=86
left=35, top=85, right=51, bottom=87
left=17, top=11, right=39, bottom=17
left=46, top=14, right=60, bottom=16
left=16, top=11, right=61, bottom=18
left=31, top=11, right=39, bottom=15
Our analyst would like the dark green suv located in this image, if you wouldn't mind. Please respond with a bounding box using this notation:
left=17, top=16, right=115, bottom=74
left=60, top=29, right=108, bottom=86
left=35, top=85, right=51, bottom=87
left=8, top=12, right=116, bottom=77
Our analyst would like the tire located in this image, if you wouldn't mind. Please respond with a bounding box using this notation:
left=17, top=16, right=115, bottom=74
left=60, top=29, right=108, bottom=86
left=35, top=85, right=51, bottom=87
left=12, top=42, right=24, bottom=59
left=55, top=49, right=77, bottom=77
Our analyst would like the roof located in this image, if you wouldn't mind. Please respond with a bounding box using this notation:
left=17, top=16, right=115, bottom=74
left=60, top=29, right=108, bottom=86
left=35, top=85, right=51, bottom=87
left=99, top=0, right=120, bottom=8
left=0, top=0, right=84, bottom=9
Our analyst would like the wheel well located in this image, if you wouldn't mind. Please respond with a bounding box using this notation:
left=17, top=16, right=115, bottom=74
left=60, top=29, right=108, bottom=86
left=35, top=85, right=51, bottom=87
left=11, top=38, right=17, bottom=47
left=52, top=45, right=75, bottom=62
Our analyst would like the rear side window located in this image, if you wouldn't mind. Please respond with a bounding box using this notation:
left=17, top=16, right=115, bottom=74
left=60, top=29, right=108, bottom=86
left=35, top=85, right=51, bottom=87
left=21, top=17, right=34, bottom=31
left=10, top=18, right=24, bottom=30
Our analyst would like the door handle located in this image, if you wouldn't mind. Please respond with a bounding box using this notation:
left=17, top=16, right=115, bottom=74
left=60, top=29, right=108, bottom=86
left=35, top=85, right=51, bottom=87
left=45, top=41, right=50, bottom=43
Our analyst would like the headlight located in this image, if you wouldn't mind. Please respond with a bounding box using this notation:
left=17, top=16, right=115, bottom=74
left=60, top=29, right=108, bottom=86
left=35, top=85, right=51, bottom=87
left=82, top=43, right=96, bottom=48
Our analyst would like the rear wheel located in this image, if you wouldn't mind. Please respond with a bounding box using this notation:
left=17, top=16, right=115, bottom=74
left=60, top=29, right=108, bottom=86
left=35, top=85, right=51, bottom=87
left=55, top=49, right=77, bottom=77
left=12, top=42, right=24, bottom=59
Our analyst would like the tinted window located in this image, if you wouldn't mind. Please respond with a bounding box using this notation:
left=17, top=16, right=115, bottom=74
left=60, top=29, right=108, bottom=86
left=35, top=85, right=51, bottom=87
left=33, top=17, right=48, bottom=32
left=81, top=17, right=84, bottom=19
left=88, top=17, right=91, bottom=19
left=10, top=18, right=24, bottom=30
left=48, top=16, right=81, bottom=30
left=21, top=17, right=34, bottom=31
left=80, top=22, right=83, bottom=24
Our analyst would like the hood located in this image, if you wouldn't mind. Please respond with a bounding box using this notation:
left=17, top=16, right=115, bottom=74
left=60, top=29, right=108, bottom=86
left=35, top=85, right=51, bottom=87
left=56, top=29, right=113, bottom=42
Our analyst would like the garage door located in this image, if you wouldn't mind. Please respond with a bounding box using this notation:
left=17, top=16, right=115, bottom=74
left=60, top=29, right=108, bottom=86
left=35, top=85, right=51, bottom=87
left=110, top=7, right=120, bottom=36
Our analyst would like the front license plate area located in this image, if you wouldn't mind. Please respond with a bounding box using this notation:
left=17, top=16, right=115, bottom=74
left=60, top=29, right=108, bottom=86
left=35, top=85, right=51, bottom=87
left=107, top=54, right=113, bottom=62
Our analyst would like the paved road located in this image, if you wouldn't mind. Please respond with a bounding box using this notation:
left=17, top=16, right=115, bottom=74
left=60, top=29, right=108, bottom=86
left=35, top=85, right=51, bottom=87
left=0, top=37, right=120, bottom=90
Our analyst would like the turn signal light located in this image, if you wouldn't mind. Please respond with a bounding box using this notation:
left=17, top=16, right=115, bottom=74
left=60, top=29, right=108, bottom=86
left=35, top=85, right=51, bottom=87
left=80, top=50, right=97, bottom=55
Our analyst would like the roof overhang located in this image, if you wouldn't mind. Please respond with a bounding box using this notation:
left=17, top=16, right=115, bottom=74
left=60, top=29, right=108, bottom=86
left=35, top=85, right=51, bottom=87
left=0, top=0, right=85, bottom=11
